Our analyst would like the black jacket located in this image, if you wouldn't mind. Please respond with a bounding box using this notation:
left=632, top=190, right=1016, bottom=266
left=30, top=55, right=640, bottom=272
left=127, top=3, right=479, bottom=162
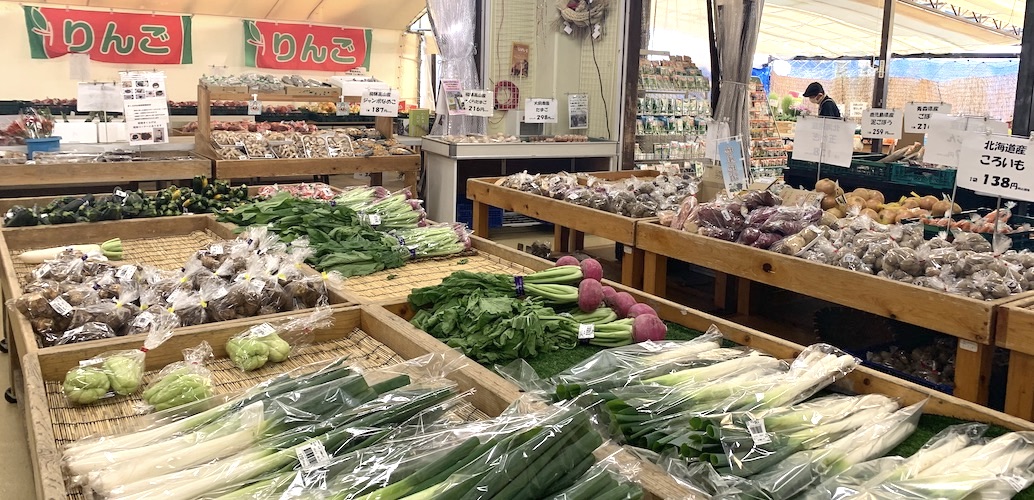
left=818, top=97, right=841, bottom=118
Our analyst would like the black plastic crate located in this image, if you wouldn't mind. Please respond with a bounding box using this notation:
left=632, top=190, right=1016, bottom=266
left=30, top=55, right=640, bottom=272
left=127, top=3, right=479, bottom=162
left=786, top=152, right=892, bottom=182
left=890, top=164, right=956, bottom=189
left=919, top=208, right=1034, bottom=251
left=847, top=341, right=955, bottom=396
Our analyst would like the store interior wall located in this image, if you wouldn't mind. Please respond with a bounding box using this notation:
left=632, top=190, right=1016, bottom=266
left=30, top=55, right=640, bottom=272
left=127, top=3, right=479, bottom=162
left=0, top=3, right=421, bottom=103
left=484, top=0, right=622, bottom=140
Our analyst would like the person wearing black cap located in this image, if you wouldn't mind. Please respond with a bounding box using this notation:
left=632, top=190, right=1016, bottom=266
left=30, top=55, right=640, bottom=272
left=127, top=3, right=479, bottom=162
left=803, top=82, right=841, bottom=118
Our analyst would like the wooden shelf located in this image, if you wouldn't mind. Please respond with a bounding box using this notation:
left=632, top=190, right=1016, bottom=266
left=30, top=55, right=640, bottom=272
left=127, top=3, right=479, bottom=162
left=0, top=154, right=211, bottom=189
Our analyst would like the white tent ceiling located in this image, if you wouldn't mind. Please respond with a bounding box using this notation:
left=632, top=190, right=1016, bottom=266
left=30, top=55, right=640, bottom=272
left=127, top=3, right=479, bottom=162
left=5, top=0, right=427, bottom=31
left=650, top=0, right=1023, bottom=59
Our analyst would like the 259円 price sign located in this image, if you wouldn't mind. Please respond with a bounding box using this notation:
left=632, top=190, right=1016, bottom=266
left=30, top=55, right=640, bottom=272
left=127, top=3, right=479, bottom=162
left=360, top=89, right=400, bottom=117
left=861, top=108, right=901, bottom=139
left=958, top=133, right=1034, bottom=201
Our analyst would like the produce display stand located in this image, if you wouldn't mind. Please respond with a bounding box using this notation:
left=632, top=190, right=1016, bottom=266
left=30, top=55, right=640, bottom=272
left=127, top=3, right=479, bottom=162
left=20, top=304, right=692, bottom=500
left=0, top=215, right=351, bottom=400
left=636, top=221, right=1029, bottom=405
left=195, top=85, right=420, bottom=193
left=0, top=152, right=211, bottom=193
left=421, top=136, right=619, bottom=223
left=466, top=174, right=658, bottom=288
left=995, top=297, right=1034, bottom=419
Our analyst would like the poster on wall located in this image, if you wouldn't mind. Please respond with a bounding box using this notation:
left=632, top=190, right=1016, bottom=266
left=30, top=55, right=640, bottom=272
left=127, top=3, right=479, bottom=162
left=23, top=6, right=192, bottom=64
left=442, top=80, right=465, bottom=115
left=568, top=94, right=589, bottom=130
left=119, top=71, right=170, bottom=146
left=243, top=20, right=371, bottom=72
left=511, top=43, right=530, bottom=78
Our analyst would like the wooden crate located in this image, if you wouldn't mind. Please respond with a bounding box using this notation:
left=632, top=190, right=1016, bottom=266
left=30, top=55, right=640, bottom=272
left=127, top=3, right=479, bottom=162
left=466, top=175, right=659, bottom=287
left=995, top=296, right=1034, bottom=419
left=0, top=153, right=211, bottom=190
left=636, top=221, right=1029, bottom=405
left=204, top=154, right=420, bottom=195
left=21, top=304, right=693, bottom=500
left=0, top=215, right=351, bottom=395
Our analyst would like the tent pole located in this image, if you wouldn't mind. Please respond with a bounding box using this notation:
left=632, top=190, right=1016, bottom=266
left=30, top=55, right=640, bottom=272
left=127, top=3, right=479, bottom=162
left=707, top=0, right=720, bottom=112
left=621, top=0, right=645, bottom=169
left=1012, top=0, right=1034, bottom=136
left=870, top=0, right=895, bottom=153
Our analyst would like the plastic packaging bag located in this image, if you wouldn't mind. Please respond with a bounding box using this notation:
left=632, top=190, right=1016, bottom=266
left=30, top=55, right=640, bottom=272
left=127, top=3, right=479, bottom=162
left=139, top=341, right=215, bottom=413
left=226, top=307, right=332, bottom=371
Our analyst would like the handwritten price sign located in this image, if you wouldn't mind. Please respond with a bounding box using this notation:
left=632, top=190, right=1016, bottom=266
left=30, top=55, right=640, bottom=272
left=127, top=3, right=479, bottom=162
left=524, top=98, right=558, bottom=123
left=461, top=90, right=494, bottom=117
left=360, top=89, right=400, bottom=117
left=904, top=103, right=951, bottom=133
left=958, top=133, right=1034, bottom=201
left=861, top=109, right=901, bottom=139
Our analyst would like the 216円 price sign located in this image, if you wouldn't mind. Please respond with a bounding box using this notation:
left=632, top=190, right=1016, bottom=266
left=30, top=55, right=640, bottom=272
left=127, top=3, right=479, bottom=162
left=958, top=133, right=1034, bottom=201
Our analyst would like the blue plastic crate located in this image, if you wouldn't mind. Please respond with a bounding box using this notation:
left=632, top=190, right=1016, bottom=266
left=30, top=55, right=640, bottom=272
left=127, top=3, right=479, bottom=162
left=456, top=200, right=503, bottom=229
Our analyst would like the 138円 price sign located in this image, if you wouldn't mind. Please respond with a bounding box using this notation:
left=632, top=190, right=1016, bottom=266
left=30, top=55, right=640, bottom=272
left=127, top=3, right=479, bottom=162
left=524, top=98, right=558, bottom=123
left=360, top=89, right=400, bottom=117
left=958, top=133, right=1034, bottom=201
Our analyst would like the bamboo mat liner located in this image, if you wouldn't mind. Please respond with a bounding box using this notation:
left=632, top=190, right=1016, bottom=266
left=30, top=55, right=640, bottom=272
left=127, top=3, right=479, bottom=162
left=338, top=252, right=535, bottom=303
left=13, top=230, right=220, bottom=287
left=46, top=329, right=490, bottom=500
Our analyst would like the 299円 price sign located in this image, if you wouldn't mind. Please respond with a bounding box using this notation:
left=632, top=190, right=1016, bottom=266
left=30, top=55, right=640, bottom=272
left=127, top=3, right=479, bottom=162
left=524, top=98, right=558, bottom=123
left=360, top=89, right=400, bottom=117
left=958, top=133, right=1034, bottom=201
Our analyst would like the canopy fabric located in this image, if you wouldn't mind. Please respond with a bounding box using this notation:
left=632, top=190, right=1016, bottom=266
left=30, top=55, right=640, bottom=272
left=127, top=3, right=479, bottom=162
left=2, top=0, right=425, bottom=31
left=650, top=0, right=1022, bottom=59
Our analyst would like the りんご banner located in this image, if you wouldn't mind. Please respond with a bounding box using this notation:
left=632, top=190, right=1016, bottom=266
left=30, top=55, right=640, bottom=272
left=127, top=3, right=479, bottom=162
left=23, top=6, right=192, bottom=64
left=243, top=20, right=371, bottom=72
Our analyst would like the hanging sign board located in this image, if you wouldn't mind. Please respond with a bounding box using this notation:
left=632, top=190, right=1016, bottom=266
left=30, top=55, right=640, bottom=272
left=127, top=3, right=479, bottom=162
left=119, top=71, right=170, bottom=146
left=957, top=133, right=1034, bottom=201
left=568, top=94, right=589, bottom=129
left=791, top=116, right=854, bottom=167
left=23, top=6, right=192, bottom=64
left=243, top=20, right=370, bottom=72
left=360, top=89, right=400, bottom=117
left=716, top=137, right=749, bottom=193
left=461, top=90, right=494, bottom=117
left=860, top=109, right=902, bottom=139
left=904, top=102, right=951, bottom=133
left=524, top=98, right=558, bottom=123
left=77, top=82, right=123, bottom=113
left=705, top=121, right=731, bottom=160
left=926, top=115, right=1010, bottom=167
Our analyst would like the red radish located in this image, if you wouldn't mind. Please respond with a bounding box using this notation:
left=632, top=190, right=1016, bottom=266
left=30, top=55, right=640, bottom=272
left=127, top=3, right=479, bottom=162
left=602, top=285, right=618, bottom=304
left=555, top=255, right=580, bottom=267
left=580, top=258, right=604, bottom=282
left=578, top=279, right=604, bottom=313
left=633, top=315, right=667, bottom=342
left=610, top=292, right=637, bottom=318
left=627, top=303, right=658, bottom=318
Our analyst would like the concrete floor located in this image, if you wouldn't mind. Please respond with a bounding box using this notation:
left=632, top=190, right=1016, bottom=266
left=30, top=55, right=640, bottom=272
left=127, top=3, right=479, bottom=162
left=0, top=352, right=36, bottom=500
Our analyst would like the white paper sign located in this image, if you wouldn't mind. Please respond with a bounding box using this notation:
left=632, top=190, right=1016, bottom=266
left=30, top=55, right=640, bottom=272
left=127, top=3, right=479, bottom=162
left=69, top=53, right=91, bottom=81
left=442, top=79, right=464, bottom=115
left=926, top=115, right=1011, bottom=167
left=848, top=102, right=867, bottom=119
left=791, top=116, right=854, bottom=168
left=904, top=102, right=951, bottom=133
left=568, top=94, right=589, bottom=130
left=360, top=89, right=400, bottom=117
left=120, top=71, right=170, bottom=145
left=461, top=90, right=494, bottom=117
left=704, top=121, right=731, bottom=160
left=861, top=109, right=902, bottom=139
left=957, top=133, right=1034, bottom=201
left=524, top=98, right=558, bottom=123
left=77, top=82, right=123, bottom=113
left=247, top=99, right=262, bottom=116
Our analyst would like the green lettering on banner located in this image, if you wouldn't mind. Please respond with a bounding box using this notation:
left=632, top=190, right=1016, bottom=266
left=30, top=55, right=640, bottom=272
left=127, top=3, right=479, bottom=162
left=330, top=37, right=356, bottom=64
left=300, top=34, right=327, bottom=63
left=273, top=32, right=296, bottom=62
left=139, top=26, right=171, bottom=55
left=63, top=20, right=94, bottom=52
left=100, top=22, right=135, bottom=55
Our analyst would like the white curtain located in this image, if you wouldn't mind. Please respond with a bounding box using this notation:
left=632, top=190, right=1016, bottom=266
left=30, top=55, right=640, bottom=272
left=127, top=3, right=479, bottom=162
left=427, top=0, right=485, bottom=135
left=713, top=0, right=765, bottom=169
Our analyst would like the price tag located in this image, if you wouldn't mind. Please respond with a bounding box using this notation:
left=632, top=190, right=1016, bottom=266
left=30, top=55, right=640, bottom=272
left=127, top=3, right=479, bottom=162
left=211, top=286, right=229, bottom=300
left=747, top=419, right=772, bottom=445
left=578, top=323, right=595, bottom=342
left=296, top=441, right=331, bottom=471
left=114, top=189, right=128, bottom=199
left=904, top=102, right=951, bottom=133
left=209, top=244, right=224, bottom=256
left=461, top=90, right=494, bottom=117
left=250, top=278, right=266, bottom=293
left=860, top=109, right=902, bottom=139
left=716, top=138, right=748, bottom=193
left=50, top=297, right=73, bottom=317
left=524, top=98, right=558, bottom=123
left=116, top=265, right=136, bottom=280
left=132, top=311, right=155, bottom=328
left=957, top=133, right=1034, bottom=201
left=33, top=263, right=52, bottom=280
left=336, top=97, right=348, bottom=117
left=79, top=357, right=103, bottom=367
left=360, top=89, right=400, bottom=117
left=248, top=95, right=262, bottom=116
left=367, top=213, right=382, bottom=226
left=791, top=116, right=854, bottom=167
left=249, top=323, right=276, bottom=337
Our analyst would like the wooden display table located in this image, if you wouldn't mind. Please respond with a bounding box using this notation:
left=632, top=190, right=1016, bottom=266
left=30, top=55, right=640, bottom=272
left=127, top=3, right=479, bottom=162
left=636, top=221, right=1030, bottom=405
left=0, top=152, right=210, bottom=193
left=466, top=175, right=657, bottom=287
left=995, top=297, right=1034, bottom=419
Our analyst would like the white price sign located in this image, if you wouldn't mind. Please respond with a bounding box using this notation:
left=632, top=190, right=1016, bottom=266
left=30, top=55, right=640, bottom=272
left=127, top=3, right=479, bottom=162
left=704, top=121, right=731, bottom=160
left=524, top=98, right=558, bottom=123
left=926, top=115, right=1010, bottom=167
left=360, top=89, right=400, bottom=117
left=791, top=116, right=854, bottom=168
left=247, top=99, right=262, bottom=116
left=904, top=102, right=951, bottom=133
left=461, top=90, right=494, bottom=117
left=957, top=133, right=1034, bottom=201
left=861, top=108, right=902, bottom=139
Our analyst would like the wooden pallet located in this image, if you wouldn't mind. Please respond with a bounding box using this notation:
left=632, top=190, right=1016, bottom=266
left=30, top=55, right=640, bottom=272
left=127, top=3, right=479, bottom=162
left=636, top=221, right=1032, bottom=405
